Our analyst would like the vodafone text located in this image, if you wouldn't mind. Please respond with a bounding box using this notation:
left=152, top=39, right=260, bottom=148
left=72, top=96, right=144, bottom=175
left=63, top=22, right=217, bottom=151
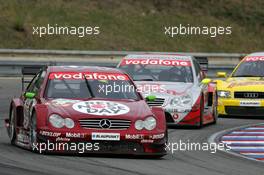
left=49, top=72, right=129, bottom=80
left=245, top=56, right=264, bottom=62
left=121, top=59, right=191, bottom=66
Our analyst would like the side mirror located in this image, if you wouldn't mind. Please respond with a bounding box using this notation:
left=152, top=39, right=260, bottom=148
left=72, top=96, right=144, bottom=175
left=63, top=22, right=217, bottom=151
left=217, top=72, right=227, bottom=78
left=146, top=95, right=156, bottom=102
left=201, top=78, right=211, bottom=85
left=24, top=92, right=36, bottom=99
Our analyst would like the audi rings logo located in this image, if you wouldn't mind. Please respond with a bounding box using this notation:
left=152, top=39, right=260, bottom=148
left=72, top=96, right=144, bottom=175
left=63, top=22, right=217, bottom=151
left=244, top=93, right=259, bottom=98
left=99, top=119, right=111, bottom=129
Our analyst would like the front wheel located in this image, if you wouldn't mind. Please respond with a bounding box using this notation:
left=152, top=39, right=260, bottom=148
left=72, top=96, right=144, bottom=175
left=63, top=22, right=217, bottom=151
left=9, top=108, right=16, bottom=145
left=29, top=112, right=38, bottom=152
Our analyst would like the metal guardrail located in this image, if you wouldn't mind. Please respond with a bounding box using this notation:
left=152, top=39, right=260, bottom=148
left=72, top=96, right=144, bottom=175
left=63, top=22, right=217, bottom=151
left=0, top=49, right=247, bottom=58
left=0, top=49, right=244, bottom=76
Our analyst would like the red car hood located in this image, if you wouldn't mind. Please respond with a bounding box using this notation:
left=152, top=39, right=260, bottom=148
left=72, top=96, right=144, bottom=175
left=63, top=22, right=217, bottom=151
left=43, top=98, right=152, bottom=121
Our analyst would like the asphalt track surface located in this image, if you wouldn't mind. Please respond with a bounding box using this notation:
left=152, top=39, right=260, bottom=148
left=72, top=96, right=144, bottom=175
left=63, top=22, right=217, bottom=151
left=0, top=77, right=264, bottom=175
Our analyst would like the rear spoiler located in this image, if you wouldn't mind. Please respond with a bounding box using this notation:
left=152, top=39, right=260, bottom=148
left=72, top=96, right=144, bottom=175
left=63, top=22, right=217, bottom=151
left=21, top=65, right=47, bottom=91
left=195, top=56, right=208, bottom=72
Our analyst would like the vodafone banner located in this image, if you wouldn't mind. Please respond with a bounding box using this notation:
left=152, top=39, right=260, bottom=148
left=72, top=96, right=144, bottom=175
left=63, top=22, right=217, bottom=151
left=49, top=72, right=129, bottom=80
left=121, top=59, right=191, bottom=66
left=244, top=56, right=264, bottom=62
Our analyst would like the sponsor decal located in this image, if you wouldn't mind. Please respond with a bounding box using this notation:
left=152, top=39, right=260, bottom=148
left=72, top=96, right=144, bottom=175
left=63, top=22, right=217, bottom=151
left=49, top=72, right=129, bottom=81
left=228, top=81, right=264, bottom=88
left=165, top=108, right=191, bottom=113
left=125, top=134, right=165, bottom=140
left=56, top=137, right=71, bottom=142
left=141, top=139, right=154, bottom=143
left=152, top=133, right=165, bottom=139
left=125, top=134, right=144, bottom=139
left=244, top=56, right=264, bottom=62
left=72, top=100, right=130, bottom=116
left=91, top=132, right=120, bottom=141
left=39, top=130, right=61, bottom=137
left=66, top=132, right=85, bottom=138
left=240, top=101, right=261, bottom=107
left=121, top=59, right=191, bottom=66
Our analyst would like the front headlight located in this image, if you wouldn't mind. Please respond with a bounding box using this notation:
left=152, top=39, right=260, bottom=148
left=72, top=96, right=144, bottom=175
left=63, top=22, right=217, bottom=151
left=217, top=90, right=231, bottom=98
left=144, top=116, right=157, bottom=130
left=135, top=120, right=144, bottom=130
left=49, top=114, right=75, bottom=128
left=49, top=114, right=64, bottom=128
left=64, top=118, right=75, bottom=129
left=181, top=95, right=192, bottom=105
left=135, top=116, right=157, bottom=130
left=170, top=97, right=181, bottom=106
left=170, top=94, right=192, bottom=107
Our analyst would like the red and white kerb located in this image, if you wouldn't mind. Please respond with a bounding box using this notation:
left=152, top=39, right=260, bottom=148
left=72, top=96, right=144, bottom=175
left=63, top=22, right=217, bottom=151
left=120, top=59, right=191, bottom=66
left=49, top=72, right=129, bottom=80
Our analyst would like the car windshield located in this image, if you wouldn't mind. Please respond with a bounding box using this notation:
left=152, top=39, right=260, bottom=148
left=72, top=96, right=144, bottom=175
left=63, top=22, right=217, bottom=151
left=119, top=59, right=194, bottom=82
left=45, top=72, right=139, bottom=100
left=232, top=61, right=264, bottom=77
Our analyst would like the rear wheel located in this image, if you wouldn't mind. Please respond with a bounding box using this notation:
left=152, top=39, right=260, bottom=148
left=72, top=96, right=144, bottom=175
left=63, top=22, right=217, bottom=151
left=9, top=108, right=16, bottom=145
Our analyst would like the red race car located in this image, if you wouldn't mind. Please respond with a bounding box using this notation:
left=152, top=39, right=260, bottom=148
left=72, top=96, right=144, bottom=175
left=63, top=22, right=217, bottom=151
left=5, top=66, right=167, bottom=157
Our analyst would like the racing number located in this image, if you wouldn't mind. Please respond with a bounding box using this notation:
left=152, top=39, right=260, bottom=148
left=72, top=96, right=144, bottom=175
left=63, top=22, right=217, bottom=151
left=23, top=71, right=46, bottom=129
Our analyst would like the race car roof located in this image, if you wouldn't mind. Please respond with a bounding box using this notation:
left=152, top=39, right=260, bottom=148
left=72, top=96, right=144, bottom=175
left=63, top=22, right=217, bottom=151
left=123, top=54, right=192, bottom=61
left=48, top=66, right=124, bottom=74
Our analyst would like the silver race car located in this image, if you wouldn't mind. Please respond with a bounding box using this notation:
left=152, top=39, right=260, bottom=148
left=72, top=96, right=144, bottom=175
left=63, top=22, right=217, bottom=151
left=117, top=54, right=217, bottom=127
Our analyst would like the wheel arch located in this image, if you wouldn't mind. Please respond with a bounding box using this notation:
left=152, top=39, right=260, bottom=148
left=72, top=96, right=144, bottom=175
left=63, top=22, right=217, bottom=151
left=9, top=99, right=23, bottom=127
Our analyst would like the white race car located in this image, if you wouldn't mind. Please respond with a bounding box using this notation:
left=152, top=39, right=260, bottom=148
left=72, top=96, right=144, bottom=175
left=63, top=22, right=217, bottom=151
left=117, top=54, right=217, bottom=127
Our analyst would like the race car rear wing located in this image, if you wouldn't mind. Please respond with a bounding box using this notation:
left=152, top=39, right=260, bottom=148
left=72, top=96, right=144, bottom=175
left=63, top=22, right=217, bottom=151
left=21, top=65, right=46, bottom=91
left=195, top=56, right=208, bottom=72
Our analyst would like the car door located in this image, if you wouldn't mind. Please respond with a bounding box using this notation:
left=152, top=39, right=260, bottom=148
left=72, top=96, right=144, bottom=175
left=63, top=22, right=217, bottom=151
left=23, top=70, right=46, bottom=129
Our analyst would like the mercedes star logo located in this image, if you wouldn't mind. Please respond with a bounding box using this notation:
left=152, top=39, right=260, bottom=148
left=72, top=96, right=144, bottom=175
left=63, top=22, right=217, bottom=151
left=99, top=119, right=111, bottom=129
left=244, top=93, right=259, bottom=98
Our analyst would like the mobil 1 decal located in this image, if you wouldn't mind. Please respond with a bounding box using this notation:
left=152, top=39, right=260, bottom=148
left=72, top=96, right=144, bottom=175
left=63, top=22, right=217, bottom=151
left=72, top=100, right=130, bottom=116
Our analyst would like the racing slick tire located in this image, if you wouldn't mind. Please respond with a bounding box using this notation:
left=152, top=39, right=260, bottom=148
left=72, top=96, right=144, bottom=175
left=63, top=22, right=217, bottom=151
left=9, top=107, right=16, bottom=145
left=212, top=105, right=218, bottom=124
left=211, top=93, right=218, bottom=124
left=29, top=112, right=38, bottom=152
